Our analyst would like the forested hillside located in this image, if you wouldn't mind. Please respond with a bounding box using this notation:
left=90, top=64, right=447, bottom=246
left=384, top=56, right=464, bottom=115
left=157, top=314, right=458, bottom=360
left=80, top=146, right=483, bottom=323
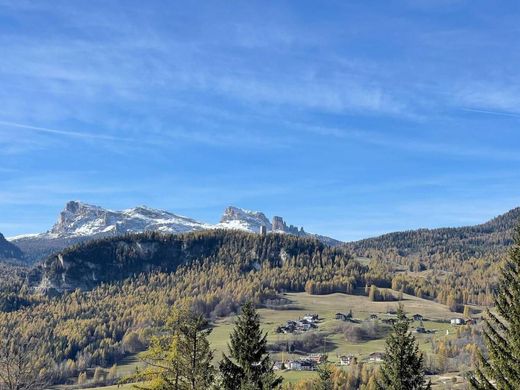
left=1, top=230, right=385, bottom=385
left=347, top=207, right=520, bottom=310
left=30, top=230, right=355, bottom=293
left=348, top=207, right=519, bottom=259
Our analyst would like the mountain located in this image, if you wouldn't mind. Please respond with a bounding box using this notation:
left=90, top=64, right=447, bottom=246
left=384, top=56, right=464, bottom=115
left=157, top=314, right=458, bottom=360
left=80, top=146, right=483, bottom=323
left=0, top=233, right=23, bottom=261
left=11, top=201, right=341, bottom=263
left=347, top=207, right=520, bottom=261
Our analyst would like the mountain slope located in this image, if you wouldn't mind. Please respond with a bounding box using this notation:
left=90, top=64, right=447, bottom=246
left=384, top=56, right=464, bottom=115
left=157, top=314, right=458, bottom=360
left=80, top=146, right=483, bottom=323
left=0, top=233, right=23, bottom=261
left=347, top=207, right=520, bottom=260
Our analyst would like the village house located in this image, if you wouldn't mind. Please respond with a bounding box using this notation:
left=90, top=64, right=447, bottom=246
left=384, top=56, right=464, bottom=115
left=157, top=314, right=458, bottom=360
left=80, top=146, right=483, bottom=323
left=288, top=359, right=317, bottom=371
left=303, top=314, right=319, bottom=323
left=335, top=312, right=352, bottom=321
left=450, top=318, right=465, bottom=325
left=367, top=352, right=385, bottom=362
left=339, top=355, right=357, bottom=366
left=308, top=353, right=327, bottom=364
left=412, top=314, right=424, bottom=321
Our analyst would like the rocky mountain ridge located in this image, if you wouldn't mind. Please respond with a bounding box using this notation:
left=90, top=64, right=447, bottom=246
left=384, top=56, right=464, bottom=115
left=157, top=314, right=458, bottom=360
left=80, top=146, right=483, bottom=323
left=11, top=201, right=340, bottom=263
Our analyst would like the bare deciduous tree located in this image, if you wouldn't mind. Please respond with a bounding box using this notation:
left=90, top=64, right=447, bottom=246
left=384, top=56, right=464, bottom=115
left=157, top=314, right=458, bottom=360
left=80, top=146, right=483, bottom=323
left=0, top=330, right=50, bottom=390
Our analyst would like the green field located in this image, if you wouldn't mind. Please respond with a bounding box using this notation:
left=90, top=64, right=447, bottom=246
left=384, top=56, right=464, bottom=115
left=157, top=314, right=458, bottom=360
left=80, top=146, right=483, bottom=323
left=87, top=291, right=467, bottom=389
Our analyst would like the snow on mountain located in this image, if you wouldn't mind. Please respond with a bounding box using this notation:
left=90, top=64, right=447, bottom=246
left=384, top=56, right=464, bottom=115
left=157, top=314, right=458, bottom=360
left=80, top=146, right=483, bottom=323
left=217, top=206, right=272, bottom=233
left=47, top=201, right=212, bottom=238
left=10, top=201, right=341, bottom=263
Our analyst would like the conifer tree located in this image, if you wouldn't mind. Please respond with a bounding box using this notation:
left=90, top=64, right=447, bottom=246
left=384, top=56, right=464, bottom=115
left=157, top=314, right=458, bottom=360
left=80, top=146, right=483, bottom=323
left=219, top=302, right=282, bottom=389
left=470, top=227, right=520, bottom=389
left=377, top=305, right=431, bottom=390
left=315, top=363, right=333, bottom=390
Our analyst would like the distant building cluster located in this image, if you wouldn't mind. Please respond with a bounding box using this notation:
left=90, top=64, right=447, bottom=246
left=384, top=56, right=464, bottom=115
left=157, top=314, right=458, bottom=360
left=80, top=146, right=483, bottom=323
left=275, top=314, right=319, bottom=334
left=450, top=317, right=477, bottom=325
left=274, top=354, right=328, bottom=372
left=273, top=352, right=384, bottom=373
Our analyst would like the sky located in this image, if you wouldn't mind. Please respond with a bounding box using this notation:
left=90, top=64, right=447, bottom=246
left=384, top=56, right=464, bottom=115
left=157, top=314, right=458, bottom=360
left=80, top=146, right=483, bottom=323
left=1, top=0, right=520, bottom=241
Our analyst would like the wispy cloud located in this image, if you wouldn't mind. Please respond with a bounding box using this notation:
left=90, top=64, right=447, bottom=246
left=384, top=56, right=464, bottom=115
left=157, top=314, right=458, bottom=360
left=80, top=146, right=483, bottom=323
left=284, top=121, right=520, bottom=161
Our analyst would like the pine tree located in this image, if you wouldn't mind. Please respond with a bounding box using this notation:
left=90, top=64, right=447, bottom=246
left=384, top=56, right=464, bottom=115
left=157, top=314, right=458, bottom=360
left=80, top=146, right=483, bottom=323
left=315, top=363, right=333, bottom=390
left=470, top=227, right=520, bottom=389
left=377, top=305, right=431, bottom=390
left=219, top=301, right=282, bottom=389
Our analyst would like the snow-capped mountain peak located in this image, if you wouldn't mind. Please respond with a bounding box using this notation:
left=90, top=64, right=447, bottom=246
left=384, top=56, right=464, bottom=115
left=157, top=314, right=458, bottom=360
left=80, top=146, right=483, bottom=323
left=48, top=201, right=212, bottom=238
left=218, top=206, right=272, bottom=233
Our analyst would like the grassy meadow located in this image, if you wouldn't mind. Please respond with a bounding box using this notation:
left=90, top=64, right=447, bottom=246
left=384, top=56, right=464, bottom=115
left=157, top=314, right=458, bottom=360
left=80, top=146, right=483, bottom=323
left=86, top=290, right=469, bottom=389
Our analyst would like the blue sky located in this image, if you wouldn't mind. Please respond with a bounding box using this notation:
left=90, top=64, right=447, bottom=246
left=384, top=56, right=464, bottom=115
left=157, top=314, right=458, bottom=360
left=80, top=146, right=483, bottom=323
left=1, top=0, right=520, bottom=241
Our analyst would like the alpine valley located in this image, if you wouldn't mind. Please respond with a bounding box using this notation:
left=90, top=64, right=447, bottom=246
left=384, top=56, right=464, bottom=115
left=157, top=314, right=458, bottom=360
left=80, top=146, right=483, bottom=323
left=0, top=203, right=519, bottom=389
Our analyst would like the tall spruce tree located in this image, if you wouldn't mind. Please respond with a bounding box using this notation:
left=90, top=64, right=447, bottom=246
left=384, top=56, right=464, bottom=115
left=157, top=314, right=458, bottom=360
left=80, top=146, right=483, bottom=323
left=315, top=363, right=334, bottom=390
left=377, top=305, right=431, bottom=390
left=219, top=302, right=282, bottom=389
left=470, top=227, right=520, bottom=389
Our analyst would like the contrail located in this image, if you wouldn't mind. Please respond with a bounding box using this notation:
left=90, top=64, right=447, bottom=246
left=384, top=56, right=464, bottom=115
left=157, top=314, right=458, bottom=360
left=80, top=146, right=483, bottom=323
left=0, top=120, right=133, bottom=141
left=461, top=107, right=520, bottom=119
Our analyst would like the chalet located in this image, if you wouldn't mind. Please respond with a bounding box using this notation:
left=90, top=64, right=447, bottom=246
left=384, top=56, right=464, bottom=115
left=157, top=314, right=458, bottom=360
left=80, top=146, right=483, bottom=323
left=300, top=360, right=316, bottom=371
left=339, top=355, right=356, bottom=366
left=450, top=318, right=465, bottom=325
left=308, top=354, right=327, bottom=364
left=368, top=352, right=385, bottom=362
left=273, top=361, right=285, bottom=371
left=335, top=313, right=349, bottom=321
left=412, top=314, right=424, bottom=321
left=296, top=320, right=312, bottom=331
left=303, top=314, right=319, bottom=323
left=288, top=359, right=316, bottom=371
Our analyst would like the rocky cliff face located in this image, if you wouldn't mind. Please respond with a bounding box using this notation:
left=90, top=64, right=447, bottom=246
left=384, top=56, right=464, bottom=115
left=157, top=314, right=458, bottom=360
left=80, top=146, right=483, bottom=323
left=29, top=230, right=329, bottom=294
left=50, top=201, right=212, bottom=238
left=218, top=206, right=272, bottom=232
left=0, top=233, right=23, bottom=261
